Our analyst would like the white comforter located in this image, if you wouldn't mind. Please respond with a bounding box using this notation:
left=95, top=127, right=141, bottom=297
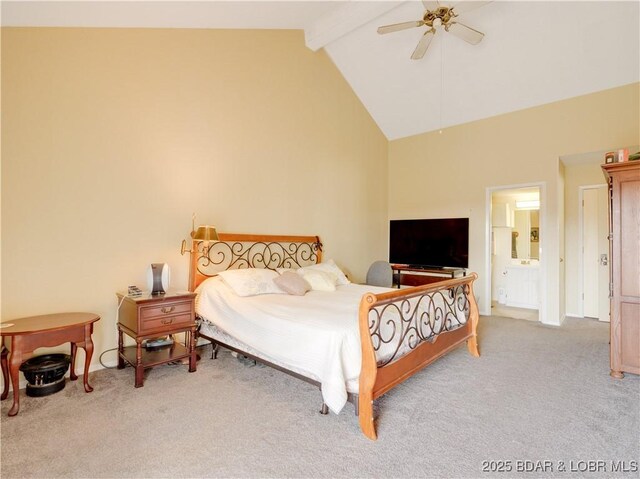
left=195, top=277, right=391, bottom=414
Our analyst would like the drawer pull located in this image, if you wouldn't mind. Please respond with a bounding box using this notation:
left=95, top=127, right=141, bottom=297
left=161, top=318, right=174, bottom=325
left=161, top=306, right=175, bottom=314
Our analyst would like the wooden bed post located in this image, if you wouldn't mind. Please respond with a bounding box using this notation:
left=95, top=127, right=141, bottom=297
left=188, top=239, right=198, bottom=292
left=466, top=279, right=480, bottom=357
left=358, top=293, right=379, bottom=441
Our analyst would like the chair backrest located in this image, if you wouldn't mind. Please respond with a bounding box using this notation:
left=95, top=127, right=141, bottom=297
left=366, top=260, right=393, bottom=287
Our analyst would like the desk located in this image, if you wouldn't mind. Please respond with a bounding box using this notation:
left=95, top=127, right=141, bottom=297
left=0, top=312, right=100, bottom=416
left=391, top=264, right=466, bottom=288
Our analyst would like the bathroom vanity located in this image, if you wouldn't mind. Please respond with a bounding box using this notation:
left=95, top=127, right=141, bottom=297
left=505, top=260, right=539, bottom=309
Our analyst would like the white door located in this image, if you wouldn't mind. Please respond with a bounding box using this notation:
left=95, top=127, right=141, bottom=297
left=582, top=187, right=609, bottom=321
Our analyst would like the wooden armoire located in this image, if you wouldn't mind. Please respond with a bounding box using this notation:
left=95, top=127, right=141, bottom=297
left=601, top=161, right=640, bottom=378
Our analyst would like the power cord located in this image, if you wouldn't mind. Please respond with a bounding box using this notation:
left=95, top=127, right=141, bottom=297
left=99, top=347, right=119, bottom=369
left=100, top=294, right=130, bottom=368
left=115, top=295, right=126, bottom=331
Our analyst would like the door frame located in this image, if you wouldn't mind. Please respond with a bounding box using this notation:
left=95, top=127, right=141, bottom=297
left=578, top=184, right=608, bottom=319
left=485, top=181, right=546, bottom=323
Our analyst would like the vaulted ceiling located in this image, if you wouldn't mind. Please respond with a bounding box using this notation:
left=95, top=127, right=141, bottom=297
left=3, top=1, right=639, bottom=140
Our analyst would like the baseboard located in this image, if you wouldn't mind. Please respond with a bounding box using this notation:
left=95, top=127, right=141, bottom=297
left=564, top=313, right=610, bottom=323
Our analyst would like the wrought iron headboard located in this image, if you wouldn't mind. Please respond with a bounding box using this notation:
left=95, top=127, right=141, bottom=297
left=188, top=233, right=323, bottom=291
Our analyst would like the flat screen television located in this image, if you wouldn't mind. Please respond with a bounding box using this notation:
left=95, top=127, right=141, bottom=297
left=389, top=218, right=469, bottom=269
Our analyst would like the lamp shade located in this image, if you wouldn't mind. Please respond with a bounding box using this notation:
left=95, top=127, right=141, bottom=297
left=193, top=225, right=219, bottom=241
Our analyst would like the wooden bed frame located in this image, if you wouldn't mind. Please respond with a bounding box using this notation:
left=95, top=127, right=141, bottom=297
left=188, top=233, right=480, bottom=440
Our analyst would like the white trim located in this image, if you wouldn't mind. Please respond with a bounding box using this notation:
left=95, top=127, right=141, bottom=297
left=485, top=182, right=546, bottom=323
left=578, top=184, right=607, bottom=320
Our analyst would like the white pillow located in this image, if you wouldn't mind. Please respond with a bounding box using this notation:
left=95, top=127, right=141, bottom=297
left=299, top=269, right=338, bottom=292
left=217, top=268, right=285, bottom=297
left=298, top=259, right=350, bottom=286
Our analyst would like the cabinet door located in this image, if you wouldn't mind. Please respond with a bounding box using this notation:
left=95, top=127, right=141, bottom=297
left=620, top=304, right=640, bottom=371
left=524, top=268, right=536, bottom=308
left=616, top=169, right=640, bottom=373
left=492, top=203, right=513, bottom=227
left=506, top=267, right=538, bottom=309
left=506, top=268, right=525, bottom=307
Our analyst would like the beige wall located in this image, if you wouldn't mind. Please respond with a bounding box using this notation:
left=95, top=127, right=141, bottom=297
left=1, top=28, right=388, bottom=367
left=389, top=83, right=639, bottom=324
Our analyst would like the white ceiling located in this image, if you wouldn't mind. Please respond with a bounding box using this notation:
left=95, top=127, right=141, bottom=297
left=2, top=1, right=639, bottom=140
left=0, top=1, right=339, bottom=29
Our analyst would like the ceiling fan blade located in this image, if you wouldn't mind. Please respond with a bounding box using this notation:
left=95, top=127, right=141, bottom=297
left=377, top=20, right=425, bottom=35
left=446, top=21, right=484, bottom=44
left=411, top=28, right=436, bottom=60
left=449, top=1, right=492, bottom=16
left=422, top=1, right=440, bottom=11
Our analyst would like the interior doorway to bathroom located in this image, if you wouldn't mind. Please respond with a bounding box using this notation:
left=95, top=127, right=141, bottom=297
left=489, top=186, right=542, bottom=321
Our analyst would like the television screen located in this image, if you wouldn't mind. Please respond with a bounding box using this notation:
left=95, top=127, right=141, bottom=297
left=389, top=218, right=469, bottom=269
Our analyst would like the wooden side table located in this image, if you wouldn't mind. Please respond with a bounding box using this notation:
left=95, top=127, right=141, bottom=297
left=116, top=291, right=197, bottom=387
left=0, top=312, right=100, bottom=416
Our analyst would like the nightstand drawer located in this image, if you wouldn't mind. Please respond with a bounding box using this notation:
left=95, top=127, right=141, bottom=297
left=140, top=301, right=192, bottom=320
left=140, top=313, right=193, bottom=333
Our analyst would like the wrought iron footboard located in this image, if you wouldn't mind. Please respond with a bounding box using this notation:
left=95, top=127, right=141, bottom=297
left=362, top=274, right=477, bottom=366
left=357, top=273, right=479, bottom=440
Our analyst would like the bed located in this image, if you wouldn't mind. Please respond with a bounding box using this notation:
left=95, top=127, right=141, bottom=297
left=189, top=233, right=480, bottom=440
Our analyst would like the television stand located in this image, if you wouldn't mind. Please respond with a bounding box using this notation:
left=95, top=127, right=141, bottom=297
left=408, top=264, right=445, bottom=270
left=391, top=264, right=466, bottom=288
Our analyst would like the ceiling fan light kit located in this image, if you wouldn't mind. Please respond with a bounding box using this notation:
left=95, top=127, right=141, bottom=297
left=378, top=1, right=491, bottom=60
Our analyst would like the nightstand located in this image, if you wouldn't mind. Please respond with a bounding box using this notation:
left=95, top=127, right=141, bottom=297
left=116, top=291, right=197, bottom=387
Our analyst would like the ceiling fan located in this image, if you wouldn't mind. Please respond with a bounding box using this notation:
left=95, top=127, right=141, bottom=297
left=378, top=1, right=492, bottom=60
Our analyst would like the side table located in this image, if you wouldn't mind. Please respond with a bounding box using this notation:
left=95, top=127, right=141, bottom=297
left=0, top=312, right=100, bottom=416
left=116, top=291, right=196, bottom=387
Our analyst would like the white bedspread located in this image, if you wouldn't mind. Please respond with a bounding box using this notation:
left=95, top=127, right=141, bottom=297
left=195, top=277, right=391, bottom=414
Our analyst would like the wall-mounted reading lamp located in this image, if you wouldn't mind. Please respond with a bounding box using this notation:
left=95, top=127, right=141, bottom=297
left=181, top=214, right=219, bottom=255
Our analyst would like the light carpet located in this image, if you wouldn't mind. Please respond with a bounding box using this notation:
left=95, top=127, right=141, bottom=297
left=1, top=316, right=638, bottom=478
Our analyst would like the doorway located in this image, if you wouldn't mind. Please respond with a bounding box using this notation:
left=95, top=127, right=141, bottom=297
left=486, top=184, right=544, bottom=322
left=580, top=185, right=609, bottom=322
